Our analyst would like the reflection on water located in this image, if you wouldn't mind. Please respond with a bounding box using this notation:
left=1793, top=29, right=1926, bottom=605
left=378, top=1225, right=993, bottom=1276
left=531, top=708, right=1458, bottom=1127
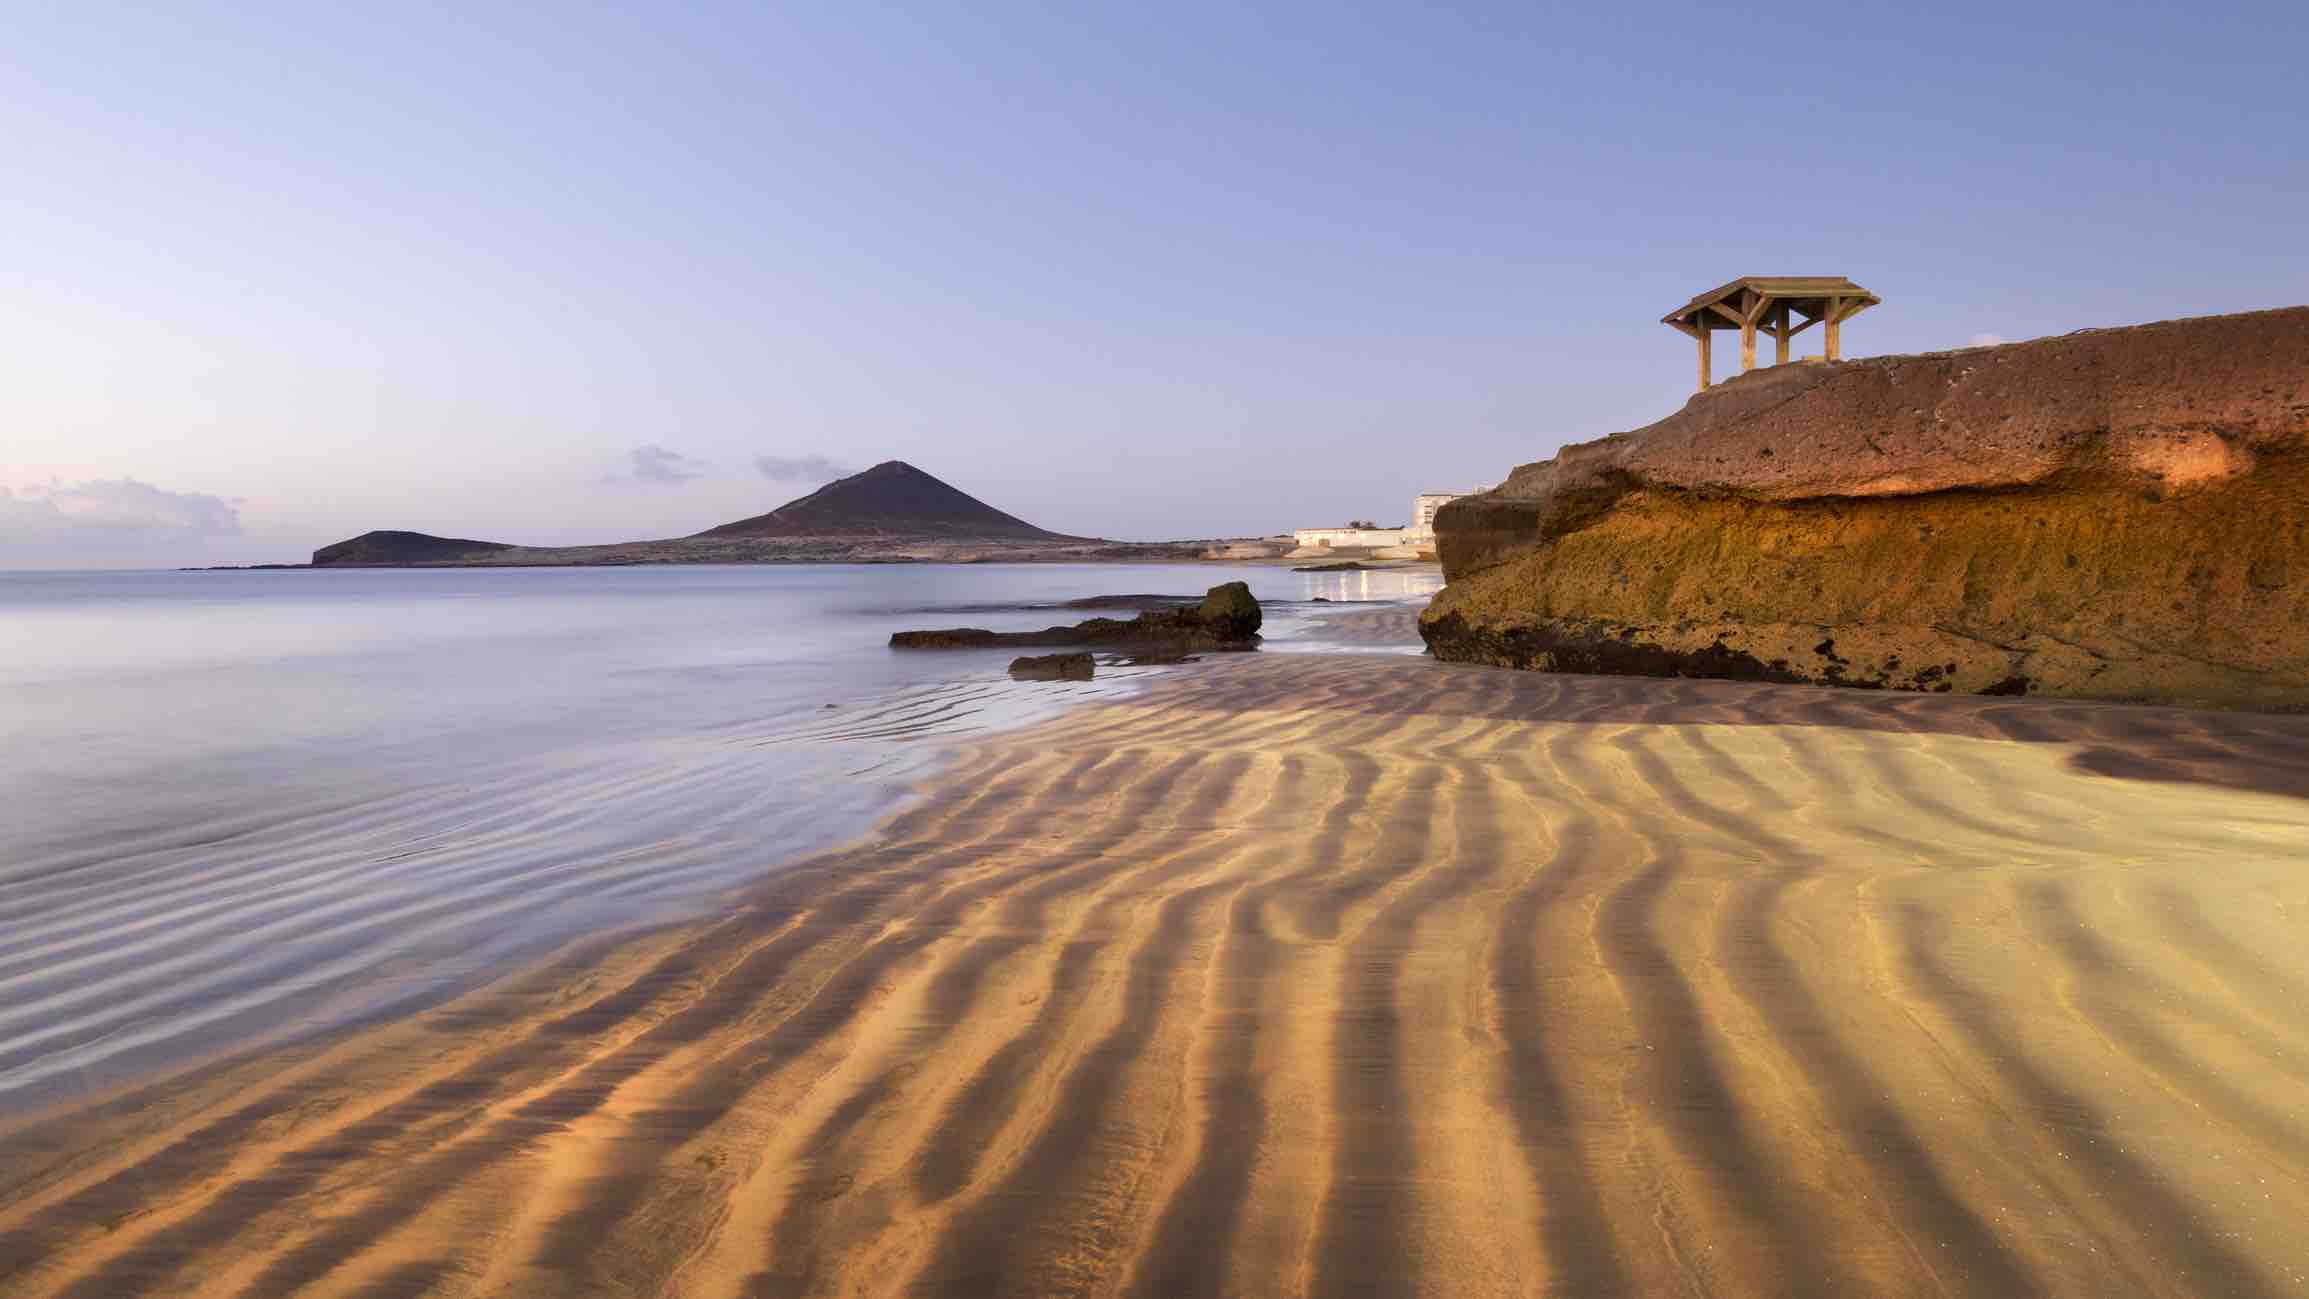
left=0, top=561, right=1434, bottom=1104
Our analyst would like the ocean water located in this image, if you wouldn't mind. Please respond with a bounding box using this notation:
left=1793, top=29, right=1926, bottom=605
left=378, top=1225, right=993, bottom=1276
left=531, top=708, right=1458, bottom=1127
left=0, top=562, right=1438, bottom=1106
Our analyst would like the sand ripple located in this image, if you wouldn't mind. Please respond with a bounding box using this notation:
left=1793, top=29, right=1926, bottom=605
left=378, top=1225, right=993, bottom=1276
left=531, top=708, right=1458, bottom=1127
left=4, top=654, right=2308, bottom=1297
left=0, top=673, right=1153, bottom=1110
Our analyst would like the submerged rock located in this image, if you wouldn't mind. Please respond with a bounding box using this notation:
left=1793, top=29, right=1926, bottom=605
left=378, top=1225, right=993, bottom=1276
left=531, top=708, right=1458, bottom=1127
left=1113, top=647, right=1201, bottom=665
left=1058, top=593, right=1199, bottom=610
left=893, top=581, right=1262, bottom=652
left=1009, top=651, right=1095, bottom=681
left=1421, top=306, right=2309, bottom=709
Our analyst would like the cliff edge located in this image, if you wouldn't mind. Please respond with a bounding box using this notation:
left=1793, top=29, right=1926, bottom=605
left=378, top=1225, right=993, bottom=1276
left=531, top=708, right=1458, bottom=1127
left=1420, top=306, right=2309, bottom=709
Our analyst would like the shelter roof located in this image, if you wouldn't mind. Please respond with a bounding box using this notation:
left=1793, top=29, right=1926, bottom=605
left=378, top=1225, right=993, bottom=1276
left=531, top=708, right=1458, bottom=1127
left=1664, top=277, right=1878, bottom=330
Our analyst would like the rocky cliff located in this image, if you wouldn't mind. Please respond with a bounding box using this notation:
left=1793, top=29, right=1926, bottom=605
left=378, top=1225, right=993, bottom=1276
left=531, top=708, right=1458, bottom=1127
left=1420, top=306, right=2309, bottom=709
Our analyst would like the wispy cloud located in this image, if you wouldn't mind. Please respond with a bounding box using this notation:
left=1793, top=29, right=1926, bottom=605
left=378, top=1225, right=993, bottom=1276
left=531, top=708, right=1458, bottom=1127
left=607, top=444, right=708, bottom=485
left=0, top=478, right=242, bottom=544
left=1967, top=332, right=2008, bottom=348
left=754, top=454, right=855, bottom=483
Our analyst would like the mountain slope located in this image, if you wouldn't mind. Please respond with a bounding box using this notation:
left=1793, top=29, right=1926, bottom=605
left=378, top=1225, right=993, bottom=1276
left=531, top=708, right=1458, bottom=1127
left=694, top=461, right=1069, bottom=540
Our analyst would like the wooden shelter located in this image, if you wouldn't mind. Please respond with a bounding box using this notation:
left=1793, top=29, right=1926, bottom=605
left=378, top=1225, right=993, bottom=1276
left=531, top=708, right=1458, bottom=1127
left=1664, top=276, right=1879, bottom=391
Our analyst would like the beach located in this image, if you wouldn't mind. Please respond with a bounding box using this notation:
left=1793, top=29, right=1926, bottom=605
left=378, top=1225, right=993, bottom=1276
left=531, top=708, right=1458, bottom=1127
left=0, top=563, right=1431, bottom=1107
left=5, top=640, right=2309, bottom=1298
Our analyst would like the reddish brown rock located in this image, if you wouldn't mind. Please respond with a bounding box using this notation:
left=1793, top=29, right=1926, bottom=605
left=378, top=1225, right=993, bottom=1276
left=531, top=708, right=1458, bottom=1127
left=1422, top=306, right=2309, bottom=709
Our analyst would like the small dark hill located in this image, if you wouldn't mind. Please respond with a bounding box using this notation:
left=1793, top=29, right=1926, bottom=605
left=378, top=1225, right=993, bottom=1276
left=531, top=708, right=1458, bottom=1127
left=694, top=461, right=1070, bottom=540
left=312, top=530, right=516, bottom=566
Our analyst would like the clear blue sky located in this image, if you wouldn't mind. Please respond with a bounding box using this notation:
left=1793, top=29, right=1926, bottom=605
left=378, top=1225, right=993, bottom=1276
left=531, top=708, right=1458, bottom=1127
left=4, top=1, right=2302, bottom=565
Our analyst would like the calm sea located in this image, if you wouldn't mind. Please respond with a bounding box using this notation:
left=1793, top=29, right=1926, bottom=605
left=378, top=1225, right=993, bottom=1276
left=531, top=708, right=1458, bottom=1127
left=0, top=562, right=1438, bottom=1106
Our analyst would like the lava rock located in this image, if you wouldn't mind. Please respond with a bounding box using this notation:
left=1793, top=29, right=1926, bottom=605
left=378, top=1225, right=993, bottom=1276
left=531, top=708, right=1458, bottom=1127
left=893, top=582, right=1262, bottom=653
left=1009, top=652, right=1095, bottom=681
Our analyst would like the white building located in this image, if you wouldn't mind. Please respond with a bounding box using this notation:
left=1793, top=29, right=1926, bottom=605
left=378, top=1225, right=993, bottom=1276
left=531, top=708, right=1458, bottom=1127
left=1291, top=525, right=1411, bottom=549
left=1407, top=486, right=1489, bottom=542
left=1293, top=487, right=1490, bottom=553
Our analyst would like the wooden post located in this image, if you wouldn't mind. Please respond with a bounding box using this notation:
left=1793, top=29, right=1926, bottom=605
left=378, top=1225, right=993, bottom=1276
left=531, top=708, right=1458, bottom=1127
left=1824, top=299, right=1843, bottom=360
left=1696, top=325, right=1712, bottom=391
left=1738, top=291, right=1759, bottom=372
left=1773, top=303, right=1791, bottom=365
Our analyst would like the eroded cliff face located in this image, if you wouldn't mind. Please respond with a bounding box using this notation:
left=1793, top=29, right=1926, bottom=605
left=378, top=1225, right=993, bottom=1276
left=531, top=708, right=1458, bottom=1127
left=1421, top=306, right=2309, bottom=708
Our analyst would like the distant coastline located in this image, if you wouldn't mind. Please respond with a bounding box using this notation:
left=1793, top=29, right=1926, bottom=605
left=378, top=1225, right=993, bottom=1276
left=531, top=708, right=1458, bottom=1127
left=275, top=458, right=1364, bottom=570
left=188, top=536, right=1359, bottom=571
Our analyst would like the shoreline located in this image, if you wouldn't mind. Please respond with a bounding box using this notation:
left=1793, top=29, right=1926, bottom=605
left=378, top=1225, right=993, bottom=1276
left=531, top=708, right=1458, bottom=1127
left=6, top=651, right=2309, bottom=1296
left=0, top=570, right=1435, bottom=1115
left=185, top=555, right=1441, bottom=572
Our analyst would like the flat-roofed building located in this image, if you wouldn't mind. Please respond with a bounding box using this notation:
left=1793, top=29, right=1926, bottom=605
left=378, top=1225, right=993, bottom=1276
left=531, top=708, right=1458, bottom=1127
left=1294, top=488, right=1490, bottom=555
left=1407, top=486, right=1489, bottom=542
left=1292, top=525, right=1409, bottom=549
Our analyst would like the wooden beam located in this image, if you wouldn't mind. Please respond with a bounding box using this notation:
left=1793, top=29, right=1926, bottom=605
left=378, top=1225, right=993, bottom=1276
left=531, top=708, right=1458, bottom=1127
left=1706, top=301, right=1746, bottom=326
left=1697, top=327, right=1712, bottom=391
left=1824, top=295, right=1875, bottom=324
left=1824, top=297, right=1843, bottom=360
left=1773, top=302, right=1791, bottom=365
left=1739, top=293, right=1758, bottom=372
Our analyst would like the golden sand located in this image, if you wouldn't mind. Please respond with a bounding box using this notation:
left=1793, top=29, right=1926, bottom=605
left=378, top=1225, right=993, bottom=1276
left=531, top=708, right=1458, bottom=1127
left=5, top=652, right=2309, bottom=1298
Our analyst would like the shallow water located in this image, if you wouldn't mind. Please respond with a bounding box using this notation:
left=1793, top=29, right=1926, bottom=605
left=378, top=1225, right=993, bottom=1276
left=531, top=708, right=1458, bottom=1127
left=0, top=561, right=1439, bottom=1105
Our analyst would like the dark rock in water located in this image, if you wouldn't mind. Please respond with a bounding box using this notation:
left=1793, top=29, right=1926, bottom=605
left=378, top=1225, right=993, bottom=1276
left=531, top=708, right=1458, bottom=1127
left=1195, top=581, right=1262, bottom=640
left=1058, top=593, right=1199, bottom=610
left=311, top=530, right=516, bottom=566
left=888, top=627, right=1002, bottom=648
left=1113, top=647, right=1201, bottom=665
left=1009, top=652, right=1095, bottom=681
left=1293, top=561, right=1370, bottom=572
left=892, top=582, right=1262, bottom=652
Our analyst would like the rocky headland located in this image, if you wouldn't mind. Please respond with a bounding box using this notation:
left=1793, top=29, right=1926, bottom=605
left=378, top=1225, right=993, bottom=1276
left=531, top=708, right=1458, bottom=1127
left=1421, top=306, right=2309, bottom=708
left=309, top=530, right=517, bottom=565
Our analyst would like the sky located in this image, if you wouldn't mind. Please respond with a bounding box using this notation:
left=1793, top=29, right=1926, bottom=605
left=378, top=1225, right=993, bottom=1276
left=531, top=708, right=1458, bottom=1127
left=3, top=1, right=2303, bottom=567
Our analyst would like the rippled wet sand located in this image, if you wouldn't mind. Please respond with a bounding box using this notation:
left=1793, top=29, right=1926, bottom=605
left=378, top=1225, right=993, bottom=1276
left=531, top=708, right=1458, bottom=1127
left=5, top=652, right=2308, bottom=1298
left=0, top=668, right=1176, bottom=1110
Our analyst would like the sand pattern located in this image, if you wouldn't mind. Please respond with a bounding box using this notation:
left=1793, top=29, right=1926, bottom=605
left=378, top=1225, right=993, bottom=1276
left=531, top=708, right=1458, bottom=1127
left=0, top=671, right=1174, bottom=1110
left=4, top=654, right=2309, bottom=1298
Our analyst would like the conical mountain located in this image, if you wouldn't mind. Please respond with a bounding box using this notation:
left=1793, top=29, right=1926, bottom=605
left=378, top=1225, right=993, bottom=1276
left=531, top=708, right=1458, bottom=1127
left=693, top=461, right=1073, bottom=540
